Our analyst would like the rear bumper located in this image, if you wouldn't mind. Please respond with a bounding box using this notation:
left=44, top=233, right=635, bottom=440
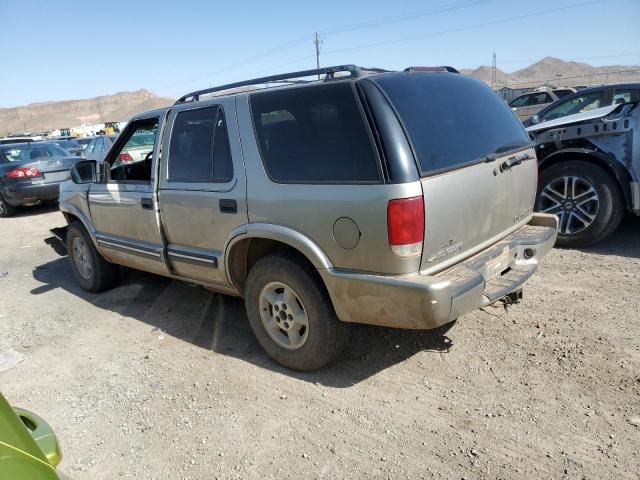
left=321, top=213, right=558, bottom=330
left=2, top=182, right=61, bottom=206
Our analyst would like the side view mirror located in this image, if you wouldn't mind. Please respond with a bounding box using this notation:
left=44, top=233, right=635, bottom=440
left=70, top=160, right=98, bottom=184
left=529, top=114, right=540, bottom=125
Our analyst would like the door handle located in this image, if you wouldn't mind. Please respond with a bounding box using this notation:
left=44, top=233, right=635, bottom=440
left=219, top=199, right=237, bottom=214
left=141, top=198, right=153, bottom=210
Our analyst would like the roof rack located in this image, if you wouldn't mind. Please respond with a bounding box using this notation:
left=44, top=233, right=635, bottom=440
left=404, top=66, right=459, bottom=73
left=175, top=64, right=384, bottom=104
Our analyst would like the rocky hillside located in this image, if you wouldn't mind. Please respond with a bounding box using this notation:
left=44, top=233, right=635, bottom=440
left=0, top=89, right=174, bottom=135
left=461, top=56, right=640, bottom=88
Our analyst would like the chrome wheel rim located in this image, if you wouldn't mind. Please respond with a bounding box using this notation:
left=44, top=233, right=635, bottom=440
left=72, top=237, right=93, bottom=280
left=258, top=281, right=309, bottom=350
left=0, top=199, right=6, bottom=216
left=538, top=175, right=599, bottom=235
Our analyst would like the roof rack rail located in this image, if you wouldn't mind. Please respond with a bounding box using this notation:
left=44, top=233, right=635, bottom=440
left=404, top=66, right=459, bottom=73
left=175, top=64, right=374, bottom=104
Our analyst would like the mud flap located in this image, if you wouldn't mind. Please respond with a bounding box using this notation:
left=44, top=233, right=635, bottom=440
left=44, top=227, right=68, bottom=256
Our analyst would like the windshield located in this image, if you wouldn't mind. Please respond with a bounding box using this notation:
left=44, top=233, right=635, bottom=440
left=126, top=132, right=155, bottom=148
left=372, top=73, right=531, bottom=174
left=0, top=143, right=70, bottom=162
left=540, top=92, right=603, bottom=122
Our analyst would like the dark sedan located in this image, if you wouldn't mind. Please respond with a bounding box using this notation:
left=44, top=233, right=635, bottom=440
left=0, top=142, right=83, bottom=217
left=523, top=83, right=640, bottom=127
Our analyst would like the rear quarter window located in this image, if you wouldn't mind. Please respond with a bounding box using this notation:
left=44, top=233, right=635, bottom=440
left=372, top=73, right=531, bottom=175
left=250, top=82, right=380, bottom=183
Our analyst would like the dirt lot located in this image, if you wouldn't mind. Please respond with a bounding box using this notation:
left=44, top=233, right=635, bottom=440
left=1, top=205, right=638, bottom=479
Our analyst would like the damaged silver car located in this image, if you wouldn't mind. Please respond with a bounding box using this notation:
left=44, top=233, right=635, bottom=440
left=530, top=101, right=640, bottom=246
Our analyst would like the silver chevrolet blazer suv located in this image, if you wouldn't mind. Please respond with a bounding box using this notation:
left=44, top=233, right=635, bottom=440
left=57, top=65, right=558, bottom=370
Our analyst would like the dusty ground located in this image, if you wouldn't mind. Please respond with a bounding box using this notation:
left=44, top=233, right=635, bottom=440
left=1, top=205, right=639, bottom=480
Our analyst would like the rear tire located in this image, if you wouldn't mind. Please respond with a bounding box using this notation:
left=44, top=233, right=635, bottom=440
left=536, top=160, right=624, bottom=247
left=0, top=194, right=16, bottom=218
left=244, top=252, right=351, bottom=371
left=66, top=221, right=119, bottom=292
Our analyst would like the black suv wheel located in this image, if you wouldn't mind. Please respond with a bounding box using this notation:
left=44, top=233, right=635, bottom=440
left=0, top=194, right=16, bottom=218
left=536, top=160, right=624, bottom=247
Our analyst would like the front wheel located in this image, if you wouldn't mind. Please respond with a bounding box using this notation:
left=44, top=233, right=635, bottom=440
left=66, top=222, right=119, bottom=292
left=244, top=252, right=351, bottom=371
left=536, top=160, right=624, bottom=247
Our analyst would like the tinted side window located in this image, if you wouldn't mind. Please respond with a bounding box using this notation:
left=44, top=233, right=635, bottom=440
left=509, top=94, right=530, bottom=108
left=169, top=107, right=233, bottom=182
left=85, top=139, right=96, bottom=155
left=250, top=83, right=379, bottom=183
left=540, top=92, right=603, bottom=122
left=94, top=137, right=104, bottom=156
left=613, top=89, right=640, bottom=105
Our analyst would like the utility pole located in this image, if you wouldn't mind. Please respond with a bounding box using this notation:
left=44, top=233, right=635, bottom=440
left=491, top=52, right=497, bottom=88
left=97, top=100, right=104, bottom=124
left=314, top=32, right=322, bottom=79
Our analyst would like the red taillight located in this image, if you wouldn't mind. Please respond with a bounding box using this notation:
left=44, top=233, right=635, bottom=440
left=387, top=196, right=424, bottom=257
left=119, top=152, right=134, bottom=162
left=7, top=167, right=42, bottom=179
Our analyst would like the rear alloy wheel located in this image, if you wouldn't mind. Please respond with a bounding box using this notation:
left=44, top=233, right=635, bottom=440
left=0, top=194, right=16, bottom=218
left=537, top=161, right=624, bottom=247
left=245, top=252, right=351, bottom=371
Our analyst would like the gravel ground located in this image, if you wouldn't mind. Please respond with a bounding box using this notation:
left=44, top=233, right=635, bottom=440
left=1, top=205, right=639, bottom=479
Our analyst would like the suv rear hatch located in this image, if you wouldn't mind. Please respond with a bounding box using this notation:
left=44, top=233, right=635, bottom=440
left=371, top=72, right=537, bottom=273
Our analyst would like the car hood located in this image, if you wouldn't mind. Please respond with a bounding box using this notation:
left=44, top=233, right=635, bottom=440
left=526, top=104, right=620, bottom=133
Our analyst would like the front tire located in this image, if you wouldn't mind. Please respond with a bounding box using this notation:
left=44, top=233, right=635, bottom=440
left=536, top=160, right=624, bottom=247
left=66, top=222, right=119, bottom=292
left=245, top=252, right=351, bottom=371
left=0, top=194, right=16, bottom=218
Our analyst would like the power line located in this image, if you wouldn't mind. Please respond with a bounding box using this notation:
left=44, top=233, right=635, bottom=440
left=158, top=34, right=310, bottom=91
left=323, top=0, right=609, bottom=56
left=320, top=0, right=492, bottom=36
left=158, top=0, right=493, bottom=92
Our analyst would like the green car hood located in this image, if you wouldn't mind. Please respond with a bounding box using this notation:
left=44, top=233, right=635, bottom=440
left=0, top=392, right=60, bottom=480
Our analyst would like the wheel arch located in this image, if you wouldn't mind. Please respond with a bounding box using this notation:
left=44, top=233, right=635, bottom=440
left=224, top=224, right=334, bottom=295
left=539, top=148, right=632, bottom=210
left=60, top=206, right=100, bottom=249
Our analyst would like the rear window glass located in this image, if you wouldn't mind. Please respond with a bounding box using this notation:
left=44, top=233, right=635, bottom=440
left=250, top=83, right=380, bottom=183
left=0, top=143, right=68, bottom=162
left=373, top=73, right=531, bottom=174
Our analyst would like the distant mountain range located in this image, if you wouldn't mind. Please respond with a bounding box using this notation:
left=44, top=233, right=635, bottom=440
left=2, top=57, right=639, bottom=135
left=461, top=56, right=640, bottom=89
left=0, top=89, right=174, bottom=136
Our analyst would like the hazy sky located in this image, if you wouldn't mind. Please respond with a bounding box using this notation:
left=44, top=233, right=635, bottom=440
left=1, top=0, right=638, bottom=107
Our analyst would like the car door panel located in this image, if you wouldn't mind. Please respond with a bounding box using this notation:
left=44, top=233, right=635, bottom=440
left=88, top=117, right=168, bottom=276
left=158, top=97, right=247, bottom=286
